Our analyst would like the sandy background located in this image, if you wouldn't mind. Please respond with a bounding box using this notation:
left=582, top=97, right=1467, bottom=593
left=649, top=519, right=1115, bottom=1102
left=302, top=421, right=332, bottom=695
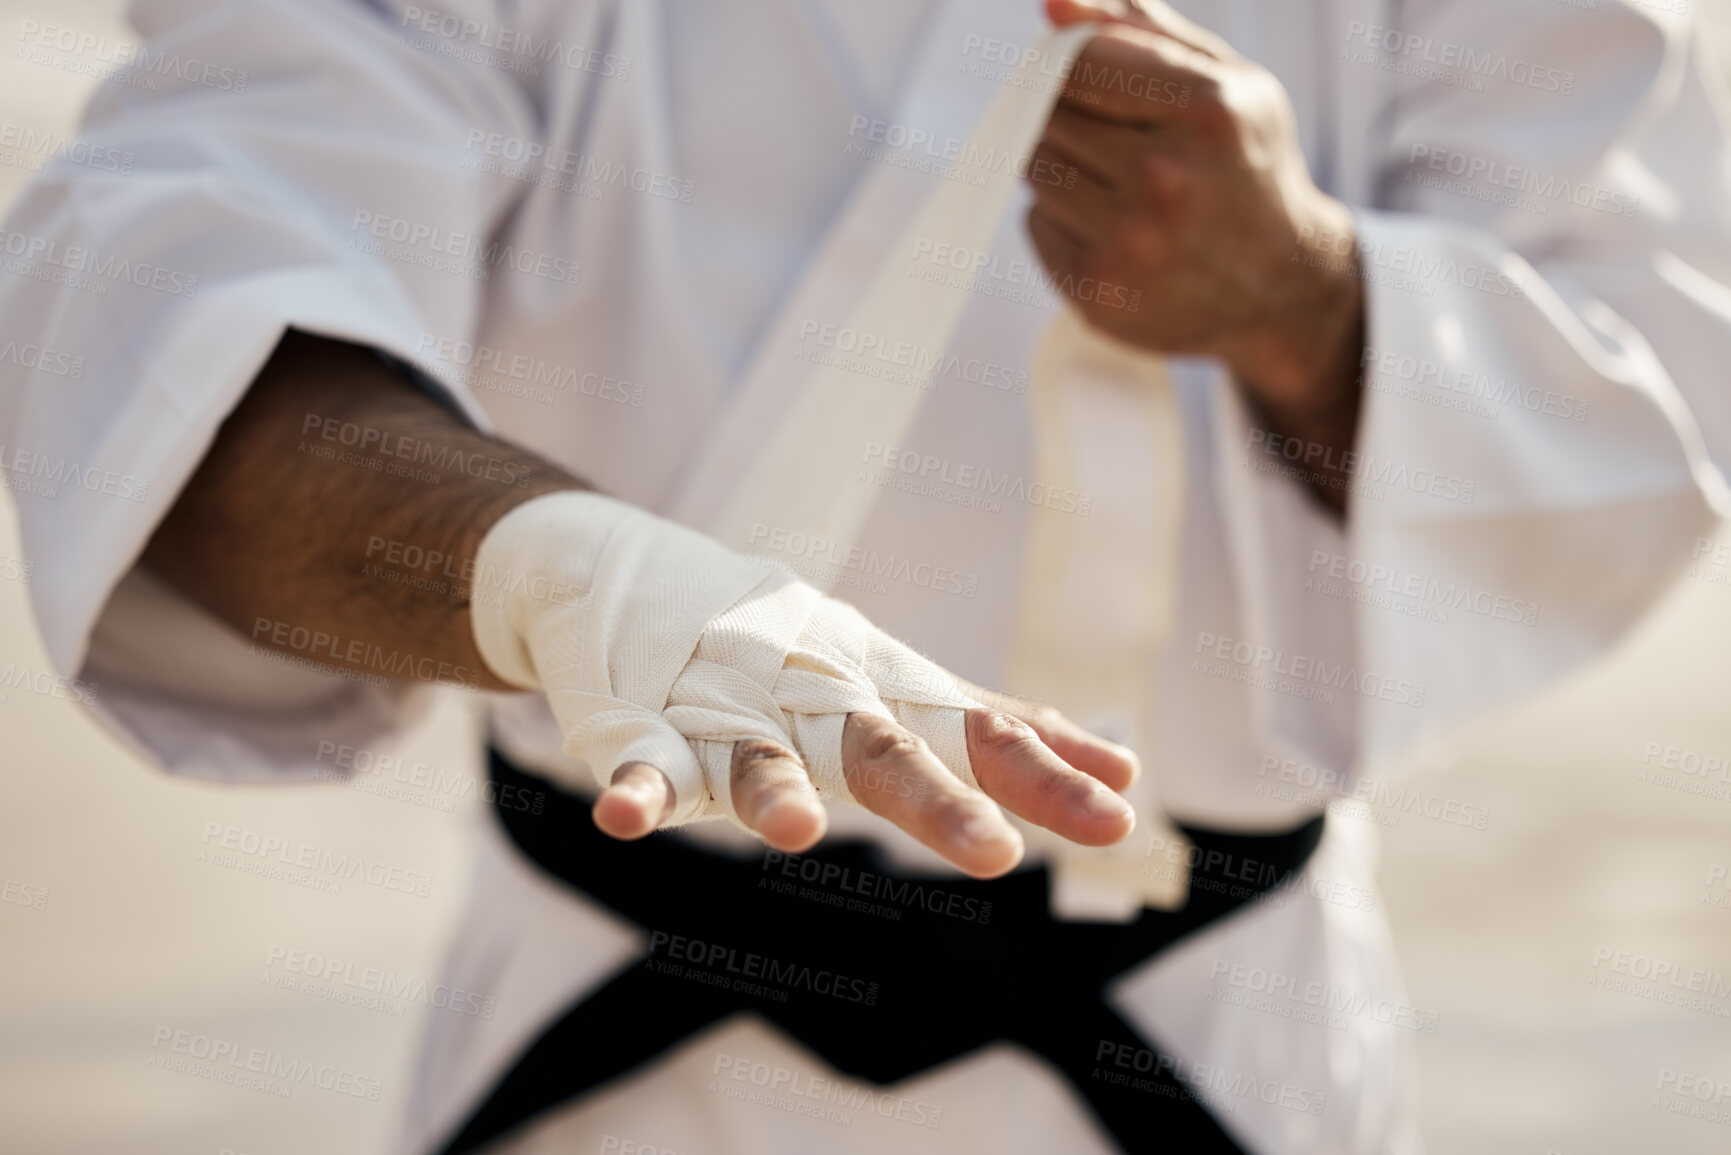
left=2, top=2, right=1731, bottom=1152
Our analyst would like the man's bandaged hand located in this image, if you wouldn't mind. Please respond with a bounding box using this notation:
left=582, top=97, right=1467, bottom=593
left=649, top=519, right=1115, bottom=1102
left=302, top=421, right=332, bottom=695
left=471, top=491, right=1137, bottom=878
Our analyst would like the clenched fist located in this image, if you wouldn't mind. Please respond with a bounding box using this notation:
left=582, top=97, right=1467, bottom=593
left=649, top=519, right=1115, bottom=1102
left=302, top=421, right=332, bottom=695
left=1031, top=0, right=1365, bottom=505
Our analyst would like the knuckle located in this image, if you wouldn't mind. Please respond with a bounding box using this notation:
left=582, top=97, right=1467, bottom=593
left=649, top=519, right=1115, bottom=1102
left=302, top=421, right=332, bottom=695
left=1071, top=237, right=1125, bottom=289
left=1184, top=75, right=1229, bottom=125
left=967, top=709, right=1043, bottom=760
left=1133, top=156, right=1189, bottom=212
left=1023, top=702, right=1065, bottom=734
left=733, top=737, right=794, bottom=768
left=1105, top=215, right=1157, bottom=266
left=861, top=728, right=928, bottom=767
left=846, top=713, right=928, bottom=768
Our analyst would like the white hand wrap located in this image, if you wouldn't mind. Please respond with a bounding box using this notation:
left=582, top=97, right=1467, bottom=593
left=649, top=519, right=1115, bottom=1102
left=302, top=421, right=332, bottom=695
left=471, top=491, right=980, bottom=828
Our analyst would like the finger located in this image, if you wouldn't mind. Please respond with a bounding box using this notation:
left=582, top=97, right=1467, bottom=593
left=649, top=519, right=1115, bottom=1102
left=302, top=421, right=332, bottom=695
left=564, top=701, right=710, bottom=825
left=1027, top=141, right=1117, bottom=245
left=1027, top=203, right=1086, bottom=274
left=1045, top=0, right=1230, bottom=61
left=592, top=761, right=676, bottom=840
left=955, top=681, right=1140, bottom=793
left=1046, top=0, right=1132, bottom=26
left=1059, top=27, right=1210, bottom=125
left=842, top=711, right=1024, bottom=880
left=730, top=737, right=827, bottom=853
left=964, top=707, right=1135, bottom=848
left=1043, top=104, right=1142, bottom=188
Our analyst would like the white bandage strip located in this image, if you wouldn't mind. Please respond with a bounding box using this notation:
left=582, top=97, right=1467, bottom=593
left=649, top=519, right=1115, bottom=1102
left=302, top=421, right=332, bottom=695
left=471, top=492, right=979, bottom=827
left=706, top=24, right=1100, bottom=562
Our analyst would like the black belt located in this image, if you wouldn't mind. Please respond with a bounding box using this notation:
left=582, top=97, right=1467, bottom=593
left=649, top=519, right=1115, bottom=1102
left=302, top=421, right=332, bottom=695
left=441, top=748, right=1325, bottom=1154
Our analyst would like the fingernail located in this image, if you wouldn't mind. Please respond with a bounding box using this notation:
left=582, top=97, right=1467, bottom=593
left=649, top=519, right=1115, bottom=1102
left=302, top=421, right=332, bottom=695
left=1082, top=788, right=1132, bottom=820
left=753, top=789, right=819, bottom=825
left=620, top=777, right=658, bottom=804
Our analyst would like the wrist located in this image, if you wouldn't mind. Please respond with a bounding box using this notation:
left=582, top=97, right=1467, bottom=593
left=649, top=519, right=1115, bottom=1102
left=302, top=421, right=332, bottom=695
left=1229, top=193, right=1364, bottom=425
left=470, top=489, right=634, bottom=689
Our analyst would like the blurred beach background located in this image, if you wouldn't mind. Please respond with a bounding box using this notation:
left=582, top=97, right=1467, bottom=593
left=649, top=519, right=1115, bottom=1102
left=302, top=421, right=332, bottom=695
left=2, top=2, right=1731, bottom=1152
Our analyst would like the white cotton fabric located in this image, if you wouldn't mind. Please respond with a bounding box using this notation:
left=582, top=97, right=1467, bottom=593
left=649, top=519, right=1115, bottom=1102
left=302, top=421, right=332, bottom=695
left=470, top=490, right=980, bottom=826
left=5, top=1, right=1731, bottom=1153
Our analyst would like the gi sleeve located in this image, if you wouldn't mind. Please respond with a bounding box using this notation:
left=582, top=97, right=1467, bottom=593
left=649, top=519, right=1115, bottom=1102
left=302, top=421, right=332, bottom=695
left=1217, top=0, right=1731, bottom=782
left=0, top=0, right=544, bottom=780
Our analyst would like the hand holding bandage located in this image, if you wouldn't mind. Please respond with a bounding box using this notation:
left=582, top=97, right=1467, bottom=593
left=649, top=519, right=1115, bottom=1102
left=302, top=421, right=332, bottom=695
left=471, top=491, right=1137, bottom=878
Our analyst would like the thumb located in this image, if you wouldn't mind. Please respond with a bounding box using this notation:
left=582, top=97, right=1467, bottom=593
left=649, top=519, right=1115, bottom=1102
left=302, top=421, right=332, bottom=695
left=1045, top=0, right=1145, bottom=30
left=1046, top=0, right=1227, bottom=58
left=549, top=690, right=711, bottom=826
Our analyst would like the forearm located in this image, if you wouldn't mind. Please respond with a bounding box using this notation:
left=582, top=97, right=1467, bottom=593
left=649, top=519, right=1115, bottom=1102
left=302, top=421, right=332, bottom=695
left=141, top=330, right=585, bottom=691
left=1232, top=227, right=1366, bottom=518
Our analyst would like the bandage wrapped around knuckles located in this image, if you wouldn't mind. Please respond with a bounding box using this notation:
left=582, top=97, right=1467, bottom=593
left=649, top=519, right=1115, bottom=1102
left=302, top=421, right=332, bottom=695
left=470, top=490, right=981, bottom=828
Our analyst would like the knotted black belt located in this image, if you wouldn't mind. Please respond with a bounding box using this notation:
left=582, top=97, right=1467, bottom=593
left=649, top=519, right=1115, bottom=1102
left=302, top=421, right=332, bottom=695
left=441, top=748, right=1325, bottom=1153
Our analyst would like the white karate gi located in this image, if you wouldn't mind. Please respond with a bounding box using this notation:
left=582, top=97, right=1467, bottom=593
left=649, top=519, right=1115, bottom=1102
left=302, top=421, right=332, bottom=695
left=1, top=0, right=1727, bottom=1152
